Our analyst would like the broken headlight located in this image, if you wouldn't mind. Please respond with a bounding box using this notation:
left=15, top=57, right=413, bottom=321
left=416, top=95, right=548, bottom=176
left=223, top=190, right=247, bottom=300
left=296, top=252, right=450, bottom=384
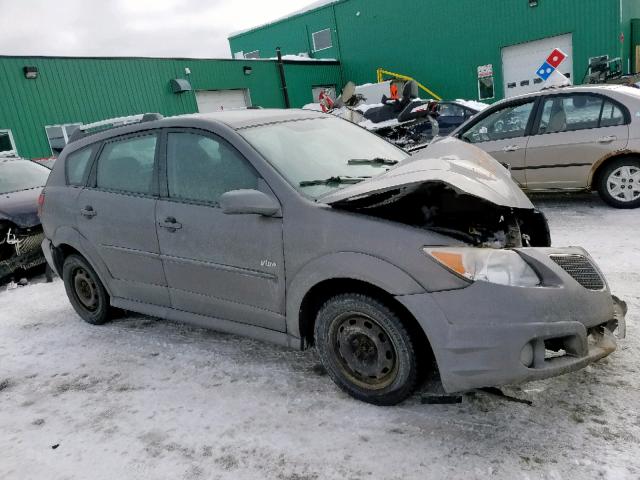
left=423, top=247, right=540, bottom=287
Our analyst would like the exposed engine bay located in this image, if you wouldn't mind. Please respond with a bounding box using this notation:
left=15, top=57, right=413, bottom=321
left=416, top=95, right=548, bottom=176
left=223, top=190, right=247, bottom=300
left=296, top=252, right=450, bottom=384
left=0, top=222, right=46, bottom=280
left=332, top=182, right=552, bottom=248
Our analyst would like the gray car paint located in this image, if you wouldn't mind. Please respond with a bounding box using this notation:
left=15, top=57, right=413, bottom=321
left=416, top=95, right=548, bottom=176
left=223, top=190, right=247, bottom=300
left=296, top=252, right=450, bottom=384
left=41, top=109, right=625, bottom=394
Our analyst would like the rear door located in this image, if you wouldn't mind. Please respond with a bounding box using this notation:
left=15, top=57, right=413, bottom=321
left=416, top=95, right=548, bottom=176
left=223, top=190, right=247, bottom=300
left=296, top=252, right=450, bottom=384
left=76, top=131, right=170, bottom=306
left=458, top=99, right=538, bottom=187
left=155, top=128, right=286, bottom=331
left=524, top=93, right=630, bottom=190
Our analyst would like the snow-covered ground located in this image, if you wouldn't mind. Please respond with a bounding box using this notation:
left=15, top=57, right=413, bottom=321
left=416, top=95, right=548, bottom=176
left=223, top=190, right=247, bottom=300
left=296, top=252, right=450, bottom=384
left=1, top=193, right=638, bottom=480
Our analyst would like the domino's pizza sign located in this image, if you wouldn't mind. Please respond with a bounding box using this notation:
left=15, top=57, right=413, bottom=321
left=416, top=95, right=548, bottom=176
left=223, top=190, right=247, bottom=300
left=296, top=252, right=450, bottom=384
left=536, top=48, right=568, bottom=81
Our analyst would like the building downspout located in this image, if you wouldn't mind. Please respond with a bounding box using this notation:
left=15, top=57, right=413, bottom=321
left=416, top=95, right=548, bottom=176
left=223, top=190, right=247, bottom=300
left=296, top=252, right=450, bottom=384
left=276, top=47, right=291, bottom=108
left=331, top=2, right=346, bottom=89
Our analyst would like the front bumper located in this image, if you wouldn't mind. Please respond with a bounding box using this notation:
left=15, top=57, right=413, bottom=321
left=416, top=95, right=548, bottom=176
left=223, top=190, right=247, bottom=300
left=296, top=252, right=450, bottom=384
left=0, top=231, right=46, bottom=280
left=397, top=247, right=628, bottom=393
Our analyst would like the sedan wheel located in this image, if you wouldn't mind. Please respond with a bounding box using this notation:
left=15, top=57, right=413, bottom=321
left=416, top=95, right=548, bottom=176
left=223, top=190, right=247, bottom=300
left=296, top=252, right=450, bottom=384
left=598, top=158, right=640, bottom=209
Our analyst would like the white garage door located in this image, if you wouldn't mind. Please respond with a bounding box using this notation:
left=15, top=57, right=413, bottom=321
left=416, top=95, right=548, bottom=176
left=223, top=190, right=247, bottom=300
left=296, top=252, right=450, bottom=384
left=502, top=34, right=573, bottom=99
left=195, top=89, right=251, bottom=113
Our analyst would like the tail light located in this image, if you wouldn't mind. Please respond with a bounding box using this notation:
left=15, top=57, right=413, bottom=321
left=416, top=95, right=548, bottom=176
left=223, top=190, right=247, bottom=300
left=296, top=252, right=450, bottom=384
left=37, top=190, right=45, bottom=217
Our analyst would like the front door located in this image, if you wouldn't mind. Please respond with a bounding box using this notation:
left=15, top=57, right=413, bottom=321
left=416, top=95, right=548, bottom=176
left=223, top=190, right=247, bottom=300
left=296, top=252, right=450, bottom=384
left=525, top=93, right=630, bottom=190
left=156, top=129, right=286, bottom=331
left=76, top=132, right=170, bottom=306
left=459, top=100, right=537, bottom=188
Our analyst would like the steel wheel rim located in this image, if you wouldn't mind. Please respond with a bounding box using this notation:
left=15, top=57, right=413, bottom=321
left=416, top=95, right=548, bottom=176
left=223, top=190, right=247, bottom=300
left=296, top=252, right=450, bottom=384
left=329, top=312, right=398, bottom=390
left=73, top=268, right=99, bottom=311
left=607, top=166, right=640, bottom=203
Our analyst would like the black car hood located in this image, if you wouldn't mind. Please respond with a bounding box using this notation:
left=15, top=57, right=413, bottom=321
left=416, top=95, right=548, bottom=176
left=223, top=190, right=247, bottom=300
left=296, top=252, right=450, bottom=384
left=0, top=188, right=42, bottom=228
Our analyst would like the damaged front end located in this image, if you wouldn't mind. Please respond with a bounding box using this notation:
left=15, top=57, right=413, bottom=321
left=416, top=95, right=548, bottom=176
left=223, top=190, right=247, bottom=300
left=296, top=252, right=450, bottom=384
left=0, top=223, right=46, bottom=280
left=321, top=137, right=551, bottom=249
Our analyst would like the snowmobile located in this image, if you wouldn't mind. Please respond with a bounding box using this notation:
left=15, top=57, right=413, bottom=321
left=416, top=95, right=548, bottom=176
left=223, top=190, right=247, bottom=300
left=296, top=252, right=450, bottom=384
left=334, top=80, right=441, bottom=150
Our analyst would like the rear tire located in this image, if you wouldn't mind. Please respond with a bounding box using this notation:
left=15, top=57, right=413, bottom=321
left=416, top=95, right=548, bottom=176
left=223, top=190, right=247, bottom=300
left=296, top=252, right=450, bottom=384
left=62, top=254, right=112, bottom=325
left=314, top=294, right=418, bottom=406
left=597, top=157, right=640, bottom=209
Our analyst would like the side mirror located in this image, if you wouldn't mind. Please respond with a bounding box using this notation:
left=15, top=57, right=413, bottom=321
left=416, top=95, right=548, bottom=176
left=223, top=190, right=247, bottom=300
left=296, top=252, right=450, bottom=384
left=219, top=189, right=280, bottom=217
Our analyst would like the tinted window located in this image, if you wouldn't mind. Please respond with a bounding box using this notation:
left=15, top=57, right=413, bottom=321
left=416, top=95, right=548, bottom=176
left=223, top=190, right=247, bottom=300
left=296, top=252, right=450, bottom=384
left=600, top=101, right=625, bottom=128
left=538, top=95, right=603, bottom=134
left=96, top=135, right=157, bottom=194
left=166, top=132, right=259, bottom=204
left=462, top=101, right=535, bottom=143
left=66, top=147, right=93, bottom=186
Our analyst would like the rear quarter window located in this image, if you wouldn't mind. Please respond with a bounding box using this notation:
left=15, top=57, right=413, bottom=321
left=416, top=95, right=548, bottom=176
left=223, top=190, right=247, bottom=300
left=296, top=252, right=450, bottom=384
left=66, top=147, right=94, bottom=186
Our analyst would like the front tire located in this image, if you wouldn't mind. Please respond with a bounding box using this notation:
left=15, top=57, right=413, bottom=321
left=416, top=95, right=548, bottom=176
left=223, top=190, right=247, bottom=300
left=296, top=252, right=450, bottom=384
left=597, top=157, right=640, bottom=209
left=314, top=294, right=418, bottom=406
left=62, top=254, right=112, bottom=325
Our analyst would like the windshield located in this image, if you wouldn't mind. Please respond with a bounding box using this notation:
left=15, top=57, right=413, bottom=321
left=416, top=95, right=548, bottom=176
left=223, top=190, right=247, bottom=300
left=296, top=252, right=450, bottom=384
left=239, top=117, right=408, bottom=198
left=0, top=160, right=50, bottom=194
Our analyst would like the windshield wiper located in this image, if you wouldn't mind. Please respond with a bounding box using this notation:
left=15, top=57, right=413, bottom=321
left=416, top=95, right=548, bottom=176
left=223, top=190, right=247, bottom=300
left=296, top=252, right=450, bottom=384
left=347, top=157, right=399, bottom=166
left=299, top=176, right=371, bottom=187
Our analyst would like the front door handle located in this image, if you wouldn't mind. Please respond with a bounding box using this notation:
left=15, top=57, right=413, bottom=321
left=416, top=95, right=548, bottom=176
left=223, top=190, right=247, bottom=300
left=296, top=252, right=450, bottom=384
left=80, top=206, right=96, bottom=218
left=159, top=217, right=182, bottom=232
left=597, top=135, right=617, bottom=144
left=503, top=145, right=520, bottom=152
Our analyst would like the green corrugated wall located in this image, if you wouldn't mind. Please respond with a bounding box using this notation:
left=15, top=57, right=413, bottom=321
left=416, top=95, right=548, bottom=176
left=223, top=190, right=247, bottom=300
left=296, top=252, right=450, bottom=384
left=230, top=0, right=628, bottom=101
left=0, top=56, right=342, bottom=159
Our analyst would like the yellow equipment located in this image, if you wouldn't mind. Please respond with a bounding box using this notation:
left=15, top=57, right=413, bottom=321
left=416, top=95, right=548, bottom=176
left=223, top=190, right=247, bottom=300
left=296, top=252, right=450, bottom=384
left=376, top=68, right=442, bottom=101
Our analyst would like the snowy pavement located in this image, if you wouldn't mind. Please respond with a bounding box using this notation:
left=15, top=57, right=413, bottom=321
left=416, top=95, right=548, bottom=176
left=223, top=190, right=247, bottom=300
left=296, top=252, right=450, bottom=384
left=1, top=193, right=638, bottom=480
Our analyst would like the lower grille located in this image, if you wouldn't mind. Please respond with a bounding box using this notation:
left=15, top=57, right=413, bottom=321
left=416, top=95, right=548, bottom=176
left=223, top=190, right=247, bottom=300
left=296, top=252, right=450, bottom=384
left=549, top=254, right=605, bottom=291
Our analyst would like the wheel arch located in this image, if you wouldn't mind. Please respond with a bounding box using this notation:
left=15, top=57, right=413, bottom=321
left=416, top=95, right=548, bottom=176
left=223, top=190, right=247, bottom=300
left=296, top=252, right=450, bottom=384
left=589, top=150, right=640, bottom=189
left=51, top=226, right=114, bottom=295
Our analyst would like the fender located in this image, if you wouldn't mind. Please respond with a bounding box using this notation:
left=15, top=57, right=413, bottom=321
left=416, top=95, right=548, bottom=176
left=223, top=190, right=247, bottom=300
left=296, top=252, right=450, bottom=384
left=588, top=149, right=639, bottom=188
left=51, top=226, right=115, bottom=296
left=285, top=251, right=425, bottom=338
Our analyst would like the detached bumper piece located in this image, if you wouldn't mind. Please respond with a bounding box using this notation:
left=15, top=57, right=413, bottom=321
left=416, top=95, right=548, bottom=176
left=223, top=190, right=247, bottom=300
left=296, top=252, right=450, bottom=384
left=0, top=227, right=46, bottom=279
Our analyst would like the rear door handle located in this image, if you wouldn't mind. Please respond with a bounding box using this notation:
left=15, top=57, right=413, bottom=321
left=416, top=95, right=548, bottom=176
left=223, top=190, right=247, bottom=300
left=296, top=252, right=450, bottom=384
left=597, top=135, right=617, bottom=144
left=503, top=145, right=520, bottom=152
left=80, top=206, right=96, bottom=218
left=159, top=217, right=182, bottom=231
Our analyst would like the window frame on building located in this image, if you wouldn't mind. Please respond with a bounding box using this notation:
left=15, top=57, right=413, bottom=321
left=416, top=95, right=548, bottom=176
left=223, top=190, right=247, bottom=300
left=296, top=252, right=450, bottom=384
left=45, top=123, right=82, bottom=156
left=0, top=129, right=17, bottom=154
left=477, top=76, right=495, bottom=101
left=244, top=50, right=260, bottom=59
left=311, top=28, right=333, bottom=52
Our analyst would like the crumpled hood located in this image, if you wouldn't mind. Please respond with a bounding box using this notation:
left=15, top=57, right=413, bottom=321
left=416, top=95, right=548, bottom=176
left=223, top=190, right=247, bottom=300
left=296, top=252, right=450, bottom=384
left=320, top=137, right=534, bottom=209
left=0, top=188, right=42, bottom=228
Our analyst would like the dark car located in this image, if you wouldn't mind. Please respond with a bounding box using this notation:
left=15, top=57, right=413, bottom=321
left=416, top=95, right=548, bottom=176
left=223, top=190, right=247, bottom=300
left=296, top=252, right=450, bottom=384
left=0, top=155, right=50, bottom=281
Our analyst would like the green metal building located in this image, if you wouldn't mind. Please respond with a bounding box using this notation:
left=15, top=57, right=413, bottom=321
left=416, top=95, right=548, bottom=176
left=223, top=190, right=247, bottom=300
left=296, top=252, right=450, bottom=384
left=0, top=56, right=341, bottom=159
left=229, top=0, right=640, bottom=102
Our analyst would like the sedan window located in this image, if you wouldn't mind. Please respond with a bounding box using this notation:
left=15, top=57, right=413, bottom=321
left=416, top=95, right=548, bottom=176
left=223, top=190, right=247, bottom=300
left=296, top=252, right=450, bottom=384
left=600, top=101, right=625, bottom=128
left=0, top=160, right=50, bottom=195
left=537, top=95, right=603, bottom=134
left=461, top=101, right=535, bottom=144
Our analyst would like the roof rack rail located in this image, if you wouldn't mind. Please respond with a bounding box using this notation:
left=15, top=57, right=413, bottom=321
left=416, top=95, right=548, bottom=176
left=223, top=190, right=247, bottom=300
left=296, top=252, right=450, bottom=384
left=68, top=113, right=164, bottom=143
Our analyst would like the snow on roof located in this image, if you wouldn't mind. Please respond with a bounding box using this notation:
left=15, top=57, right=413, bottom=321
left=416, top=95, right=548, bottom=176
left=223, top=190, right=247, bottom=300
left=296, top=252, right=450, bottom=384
left=454, top=99, right=489, bottom=111
left=229, top=0, right=340, bottom=38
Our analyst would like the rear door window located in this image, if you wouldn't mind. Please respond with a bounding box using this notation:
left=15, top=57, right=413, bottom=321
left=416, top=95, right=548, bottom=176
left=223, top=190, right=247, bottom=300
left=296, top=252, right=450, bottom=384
left=96, top=134, right=157, bottom=194
left=600, top=101, right=625, bottom=128
left=537, top=95, right=603, bottom=134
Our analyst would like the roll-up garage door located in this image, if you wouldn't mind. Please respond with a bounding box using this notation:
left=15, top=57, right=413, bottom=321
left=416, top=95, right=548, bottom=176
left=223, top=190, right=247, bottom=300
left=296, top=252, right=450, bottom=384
left=195, top=89, right=251, bottom=113
left=502, top=34, right=573, bottom=99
